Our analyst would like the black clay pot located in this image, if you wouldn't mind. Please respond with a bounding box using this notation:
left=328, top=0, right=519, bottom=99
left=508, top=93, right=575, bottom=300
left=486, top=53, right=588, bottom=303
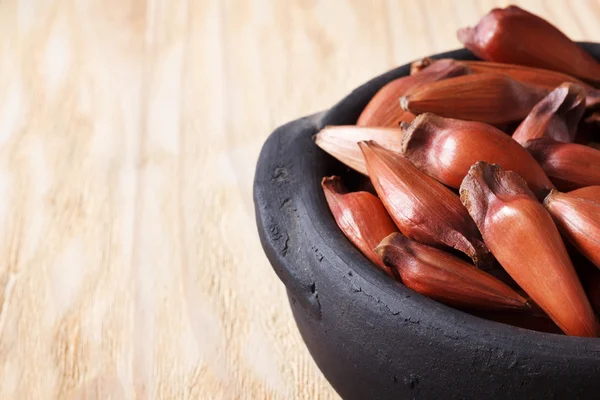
left=253, top=46, right=600, bottom=400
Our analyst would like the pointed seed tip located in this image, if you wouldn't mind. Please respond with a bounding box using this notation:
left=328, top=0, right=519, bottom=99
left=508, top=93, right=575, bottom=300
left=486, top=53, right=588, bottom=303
left=357, top=140, right=374, bottom=157
left=373, top=245, right=384, bottom=260
left=321, top=175, right=347, bottom=195
left=542, top=189, right=559, bottom=205
left=400, top=116, right=424, bottom=154
left=359, top=139, right=378, bottom=148
left=373, top=236, right=394, bottom=261
left=468, top=161, right=487, bottom=175
left=321, top=175, right=339, bottom=184
left=379, top=232, right=400, bottom=246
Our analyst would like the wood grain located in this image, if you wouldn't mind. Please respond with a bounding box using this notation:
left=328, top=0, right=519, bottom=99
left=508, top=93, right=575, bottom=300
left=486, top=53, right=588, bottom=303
left=0, top=0, right=598, bottom=398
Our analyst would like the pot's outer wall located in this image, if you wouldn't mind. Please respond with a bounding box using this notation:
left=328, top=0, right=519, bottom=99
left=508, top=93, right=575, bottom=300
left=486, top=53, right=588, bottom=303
left=253, top=46, right=600, bottom=400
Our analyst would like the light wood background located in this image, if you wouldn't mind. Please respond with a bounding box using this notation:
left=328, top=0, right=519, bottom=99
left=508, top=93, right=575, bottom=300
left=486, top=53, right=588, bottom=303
left=0, top=0, right=598, bottom=399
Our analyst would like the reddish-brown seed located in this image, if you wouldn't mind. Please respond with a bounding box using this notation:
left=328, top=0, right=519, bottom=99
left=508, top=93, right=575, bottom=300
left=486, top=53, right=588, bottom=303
left=464, top=61, right=587, bottom=88
left=322, top=176, right=399, bottom=277
left=413, top=58, right=600, bottom=109
left=460, top=162, right=600, bottom=337
left=524, top=138, right=600, bottom=191
left=358, top=141, right=491, bottom=266
left=544, top=190, right=600, bottom=270
left=375, top=233, right=528, bottom=311
left=458, top=5, right=600, bottom=82
left=512, top=83, right=585, bottom=145
left=466, top=61, right=600, bottom=109
left=314, top=126, right=403, bottom=176
left=400, top=73, right=549, bottom=125
left=401, top=113, right=555, bottom=200
left=358, top=59, right=470, bottom=127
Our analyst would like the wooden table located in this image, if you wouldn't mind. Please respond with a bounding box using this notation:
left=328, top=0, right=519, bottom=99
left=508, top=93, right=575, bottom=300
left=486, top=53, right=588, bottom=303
left=0, top=0, right=599, bottom=398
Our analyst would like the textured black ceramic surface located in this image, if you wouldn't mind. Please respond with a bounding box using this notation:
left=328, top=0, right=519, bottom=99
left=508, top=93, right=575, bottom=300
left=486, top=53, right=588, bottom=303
left=253, top=45, right=600, bottom=400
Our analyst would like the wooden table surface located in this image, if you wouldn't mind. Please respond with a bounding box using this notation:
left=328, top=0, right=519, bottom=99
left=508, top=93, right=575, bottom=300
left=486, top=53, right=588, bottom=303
left=0, top=0, right=599, bottom=398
